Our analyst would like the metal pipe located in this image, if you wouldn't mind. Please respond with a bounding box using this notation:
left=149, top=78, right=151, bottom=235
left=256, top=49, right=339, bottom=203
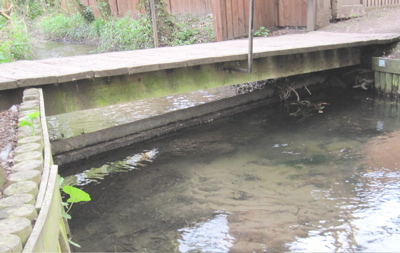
left=248, top=0, right=255, bottom=74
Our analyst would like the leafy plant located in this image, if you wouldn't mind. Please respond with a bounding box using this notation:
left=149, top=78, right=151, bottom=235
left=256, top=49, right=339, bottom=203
left=0, top=17, right=33, bottom=62
left=59, top=176, right=91, bottom=248
left=39, top=13, right=95, bottom=42
left=97, top=15, right=153, bottom=52
left=254, top=26, right=270, bottom=37
left=19, top=111, right=40, bottom=135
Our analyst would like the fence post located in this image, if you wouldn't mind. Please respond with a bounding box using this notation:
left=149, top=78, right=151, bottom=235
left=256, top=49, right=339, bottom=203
left=307, top=0, right=316, bottom=31
left=150, top=0, right=159, bottom=47
left=212, top=0, right=227, bottom=41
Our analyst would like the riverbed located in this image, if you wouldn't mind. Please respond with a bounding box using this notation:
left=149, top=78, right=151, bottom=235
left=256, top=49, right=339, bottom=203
left=62, top=89, right=400, bottom=252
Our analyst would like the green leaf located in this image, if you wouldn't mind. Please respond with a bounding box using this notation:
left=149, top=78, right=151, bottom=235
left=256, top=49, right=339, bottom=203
left=58, top=176, right=65, bottom=187
left=28, top=111, right=40, bottom=119
left=62, top=185, right=91, bottom=203
left=62, top=212, right=72, bottom=219
left=68, top=239, right=81, bottom=248
left=19, top=120, right=33, bottom=127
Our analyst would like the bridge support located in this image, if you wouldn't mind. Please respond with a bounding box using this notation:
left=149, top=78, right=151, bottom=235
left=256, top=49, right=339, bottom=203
left=43, top=46, right=363, bottom=116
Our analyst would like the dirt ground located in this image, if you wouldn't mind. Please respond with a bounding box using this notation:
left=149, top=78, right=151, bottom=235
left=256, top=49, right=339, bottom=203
left=1, top=6, right=400, bottom=188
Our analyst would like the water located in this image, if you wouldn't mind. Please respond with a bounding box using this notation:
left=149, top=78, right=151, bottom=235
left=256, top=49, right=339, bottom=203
left=63, top=90, right=400, bottom=252
left=47, top=86, right=237, bottom=140
left=33, top=41, right=97, bottom=60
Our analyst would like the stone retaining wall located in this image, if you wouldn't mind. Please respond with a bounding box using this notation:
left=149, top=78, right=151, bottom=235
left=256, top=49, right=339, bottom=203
left=0, top=88, right=70, bottom=253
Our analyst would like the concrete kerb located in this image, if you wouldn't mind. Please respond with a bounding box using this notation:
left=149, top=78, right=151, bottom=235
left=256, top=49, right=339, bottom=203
left=0, top=88, right=70, bottom=253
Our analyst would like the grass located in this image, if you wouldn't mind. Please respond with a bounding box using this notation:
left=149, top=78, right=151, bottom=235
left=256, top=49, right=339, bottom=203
left=0, top=15, right=33, bottom=63
left=35, top=12, right=214, bottom=53
left=0, top=8, right=215, bottom=62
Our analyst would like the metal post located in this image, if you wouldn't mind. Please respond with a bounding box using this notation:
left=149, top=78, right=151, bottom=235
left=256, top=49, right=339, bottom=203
left=248, top=0, right=255, bottom=74
left=307, top=0, right=316, bottom=31
left=219, top=0, right=255, bottom=74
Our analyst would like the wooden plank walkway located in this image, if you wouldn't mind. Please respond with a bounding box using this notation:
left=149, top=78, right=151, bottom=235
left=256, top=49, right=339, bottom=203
left=0, top=31, right=399, bottom=91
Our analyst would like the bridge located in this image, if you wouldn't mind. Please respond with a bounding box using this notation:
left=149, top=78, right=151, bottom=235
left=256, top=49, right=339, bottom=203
left=1, top=31, right=399, bottom=165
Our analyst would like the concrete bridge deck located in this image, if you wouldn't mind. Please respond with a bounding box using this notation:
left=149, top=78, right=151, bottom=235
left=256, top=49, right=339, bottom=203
left=0, top=31, right=399, bottom=90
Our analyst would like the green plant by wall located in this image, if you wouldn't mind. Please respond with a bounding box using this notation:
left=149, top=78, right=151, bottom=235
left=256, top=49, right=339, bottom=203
left=97, top=14, right=153, bottom=52
left=19, top=111, right=40, bottom=135
left=0, top=15, right=33, bottom=63
left=254, top=26, right=270, bottom=37
left=59, top=176, right=91, bottom=248
left=39, top=13, right=96, bottom=42
left=138, top=0, right=176, bottom=46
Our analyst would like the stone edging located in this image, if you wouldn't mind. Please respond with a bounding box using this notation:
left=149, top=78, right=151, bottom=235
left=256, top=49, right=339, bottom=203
left=0, top=88, right=48, bottom=252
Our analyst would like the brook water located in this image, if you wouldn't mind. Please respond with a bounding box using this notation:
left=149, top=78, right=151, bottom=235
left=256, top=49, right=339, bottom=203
left=62, top=89, right=400, bottom=252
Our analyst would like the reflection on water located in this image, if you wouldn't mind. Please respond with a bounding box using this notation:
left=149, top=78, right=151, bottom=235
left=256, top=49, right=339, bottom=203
left=33, top=41, right=97, bottom=60
left=63, top=148, right=158, bottom=186
left=64, top=92, right=400, bottom=252
left=178, top=211, right=235, bottom=253
left=47, top=87, right=236, bottom=140
left=289, top=168, right=400, bottom=252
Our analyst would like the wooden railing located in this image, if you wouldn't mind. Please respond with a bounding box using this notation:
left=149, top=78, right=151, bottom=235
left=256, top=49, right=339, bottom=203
left=364, top=0, right=400, bottom=8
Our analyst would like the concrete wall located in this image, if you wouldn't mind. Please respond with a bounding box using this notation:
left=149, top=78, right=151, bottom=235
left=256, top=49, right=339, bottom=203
left=0, top=88, right=71, bottom=253
left=316, top=0, right=331, bottom=29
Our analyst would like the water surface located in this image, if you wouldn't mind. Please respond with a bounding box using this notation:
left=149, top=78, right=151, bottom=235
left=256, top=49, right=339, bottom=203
left=63, top=90, right=400, bottom=252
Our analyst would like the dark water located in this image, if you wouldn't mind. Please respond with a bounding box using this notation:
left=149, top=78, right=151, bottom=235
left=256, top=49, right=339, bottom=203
left=63, top=89, right=400, bottom=252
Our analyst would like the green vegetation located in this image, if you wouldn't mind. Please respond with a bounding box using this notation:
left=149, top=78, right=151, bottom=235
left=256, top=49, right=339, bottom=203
left=254, top=26, right=270, bottom=37
left=0, top=0, right=215, bottom=62
left=19, top=111, right=39, bottom=135
left=37, top=12, right=214, bottom=52
left=59, top=176, right=92, bottom=248
left=0, top=15, right=33, bottom=63
left=39, top=13, right=97, bottom=42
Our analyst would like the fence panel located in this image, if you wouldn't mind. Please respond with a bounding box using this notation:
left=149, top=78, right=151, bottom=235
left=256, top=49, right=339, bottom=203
left=212, top=0, right=280, bottom=41
left=278, top=0, right=307, bottom=27
left=365, top=0, right=400, bottom=7
left=166, top=0, right=212, bottom=16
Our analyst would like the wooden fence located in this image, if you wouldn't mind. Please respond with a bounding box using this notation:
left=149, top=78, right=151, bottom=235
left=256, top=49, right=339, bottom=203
left=365, top=0, right=400, bottom=8
left=60, top=0, right=400, bottom=42
left=79, top=0, right=213, bottom=17
left=212, top=0, right=307, bottom=41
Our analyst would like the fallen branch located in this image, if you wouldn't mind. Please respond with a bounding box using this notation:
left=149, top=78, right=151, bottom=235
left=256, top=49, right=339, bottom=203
left=0, top=10, right=10, bottom=20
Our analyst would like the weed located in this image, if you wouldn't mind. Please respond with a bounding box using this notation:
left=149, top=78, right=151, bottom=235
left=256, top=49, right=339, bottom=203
left=59, top=176, right=91, bottom=248
left=254, top=26, right=270, bottom=37
left=0, top=16, right=33, bottom=62
left=19, top=111, right=40, bottom=135
left=40, top=13, right=95, bottom=42
left=97, top=15, right=153, bottom=52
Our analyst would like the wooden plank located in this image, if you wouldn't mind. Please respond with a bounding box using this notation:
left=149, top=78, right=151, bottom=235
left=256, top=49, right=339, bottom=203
left=226, top=0, right=234, bottom=39
left=237, top=0, right=246, bottom=35
left=34, top=88, right=52, bottom=210
left=168, top=0, right=213, bottom=15
left=108, top=0, right=118, bottom=16
left=232, top=0, right=239, bottom=38
left=372, top=57, right=400, bottom=75
left=374, top=71, right=381, bottom=91
left=212, top=0, right=227, bottom=41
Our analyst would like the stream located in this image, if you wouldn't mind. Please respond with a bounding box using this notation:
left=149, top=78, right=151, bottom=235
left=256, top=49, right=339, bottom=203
left=61, top=89, right=400, bottom=252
